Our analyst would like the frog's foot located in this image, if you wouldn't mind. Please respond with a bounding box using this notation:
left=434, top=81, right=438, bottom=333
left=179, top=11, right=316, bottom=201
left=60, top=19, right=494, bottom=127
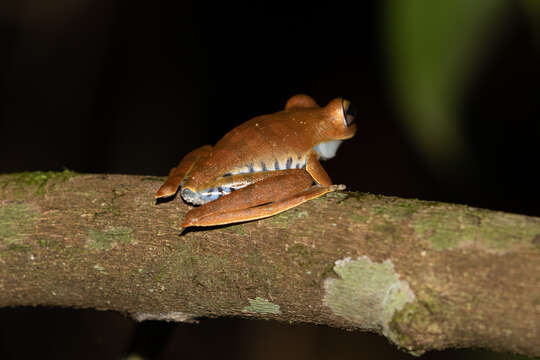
left=180, top=170, right=344, bottom=230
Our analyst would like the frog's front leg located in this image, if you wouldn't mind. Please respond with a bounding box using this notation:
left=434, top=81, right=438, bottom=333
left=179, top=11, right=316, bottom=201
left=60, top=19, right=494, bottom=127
left=156, top=145, right=212, bottom=198
left=181, top=169, right=343, bottom=230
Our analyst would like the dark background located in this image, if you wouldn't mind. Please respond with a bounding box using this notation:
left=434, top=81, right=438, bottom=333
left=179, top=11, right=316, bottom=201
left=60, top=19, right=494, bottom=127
left=0, top=1, right=538, bottom=359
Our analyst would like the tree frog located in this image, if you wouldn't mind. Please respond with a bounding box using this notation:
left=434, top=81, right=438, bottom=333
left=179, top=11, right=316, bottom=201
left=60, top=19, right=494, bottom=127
left=156, top=94, right=357, bottom=231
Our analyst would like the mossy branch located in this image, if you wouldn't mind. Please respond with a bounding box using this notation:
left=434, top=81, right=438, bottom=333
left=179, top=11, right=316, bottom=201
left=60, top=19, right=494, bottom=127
left=1, top=172, right=539, bottom=357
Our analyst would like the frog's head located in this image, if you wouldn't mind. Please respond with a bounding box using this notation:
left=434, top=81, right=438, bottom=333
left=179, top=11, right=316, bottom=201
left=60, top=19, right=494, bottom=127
left=312, top=98, right=357, bottom=160
left=283, top=94, right=357, bottom=160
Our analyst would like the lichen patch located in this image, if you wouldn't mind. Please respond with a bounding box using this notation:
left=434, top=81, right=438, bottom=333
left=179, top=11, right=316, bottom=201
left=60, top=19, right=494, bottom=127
left=323, top=256, right=415, bottom=339
left=242, top=297, right=281, bottom=314
left=87, top=226, right=134, bottom=250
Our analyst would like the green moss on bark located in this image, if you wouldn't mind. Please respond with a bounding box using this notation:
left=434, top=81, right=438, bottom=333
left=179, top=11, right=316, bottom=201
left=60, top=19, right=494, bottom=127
left=411, top=205, right=540, bottom=251
left=0, top=170, right=78, bottom=195
left=0, top=203, right=40, bottom=245
left=87, top=227, right=134, bottom=250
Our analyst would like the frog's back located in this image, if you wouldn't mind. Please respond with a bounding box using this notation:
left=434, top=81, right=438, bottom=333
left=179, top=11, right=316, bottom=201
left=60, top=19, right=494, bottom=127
left=188, top=108, right=320, bottom=189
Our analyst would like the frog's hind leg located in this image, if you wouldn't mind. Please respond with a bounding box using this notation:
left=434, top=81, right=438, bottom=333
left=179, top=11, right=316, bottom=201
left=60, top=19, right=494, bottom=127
left=181, top=169, right=344, bottom=230
left=182, top=185, right=344, bottom=230
left=156, top=145, right=212, bottom=198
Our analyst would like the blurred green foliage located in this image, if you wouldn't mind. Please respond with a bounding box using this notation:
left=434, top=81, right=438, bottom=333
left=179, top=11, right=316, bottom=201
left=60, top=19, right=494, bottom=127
left=384, top=0, right=504, bottom=170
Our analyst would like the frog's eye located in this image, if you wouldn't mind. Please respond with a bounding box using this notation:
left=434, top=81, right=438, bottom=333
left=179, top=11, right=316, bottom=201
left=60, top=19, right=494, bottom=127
left=341, top=99, right=356, bottom=127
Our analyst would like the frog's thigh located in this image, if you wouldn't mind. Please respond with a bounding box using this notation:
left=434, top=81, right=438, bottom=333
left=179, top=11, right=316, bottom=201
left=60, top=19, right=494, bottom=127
left=156, top=145, right=212, bottom=198
left=182, top=171, right=341, bottom=229
left=186, top=170, right=313, bottom=220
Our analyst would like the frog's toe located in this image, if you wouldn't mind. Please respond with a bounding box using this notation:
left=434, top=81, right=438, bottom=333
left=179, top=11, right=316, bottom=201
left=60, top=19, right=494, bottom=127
left=181, top=213, right=198, bottom=230
left=156, top=184, right=177, bottom=198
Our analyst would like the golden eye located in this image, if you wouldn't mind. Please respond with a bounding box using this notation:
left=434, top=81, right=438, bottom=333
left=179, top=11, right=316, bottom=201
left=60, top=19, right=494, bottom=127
left=342, top=99, right=356, bottom=127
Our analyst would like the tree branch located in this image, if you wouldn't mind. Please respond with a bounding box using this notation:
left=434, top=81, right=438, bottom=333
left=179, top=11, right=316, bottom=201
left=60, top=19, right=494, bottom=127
left=0, top=171, right=539, bottom=356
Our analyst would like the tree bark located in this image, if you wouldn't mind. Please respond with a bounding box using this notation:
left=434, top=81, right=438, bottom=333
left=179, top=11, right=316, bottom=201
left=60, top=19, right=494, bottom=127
left=0, top=171, right=539, bottom=356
